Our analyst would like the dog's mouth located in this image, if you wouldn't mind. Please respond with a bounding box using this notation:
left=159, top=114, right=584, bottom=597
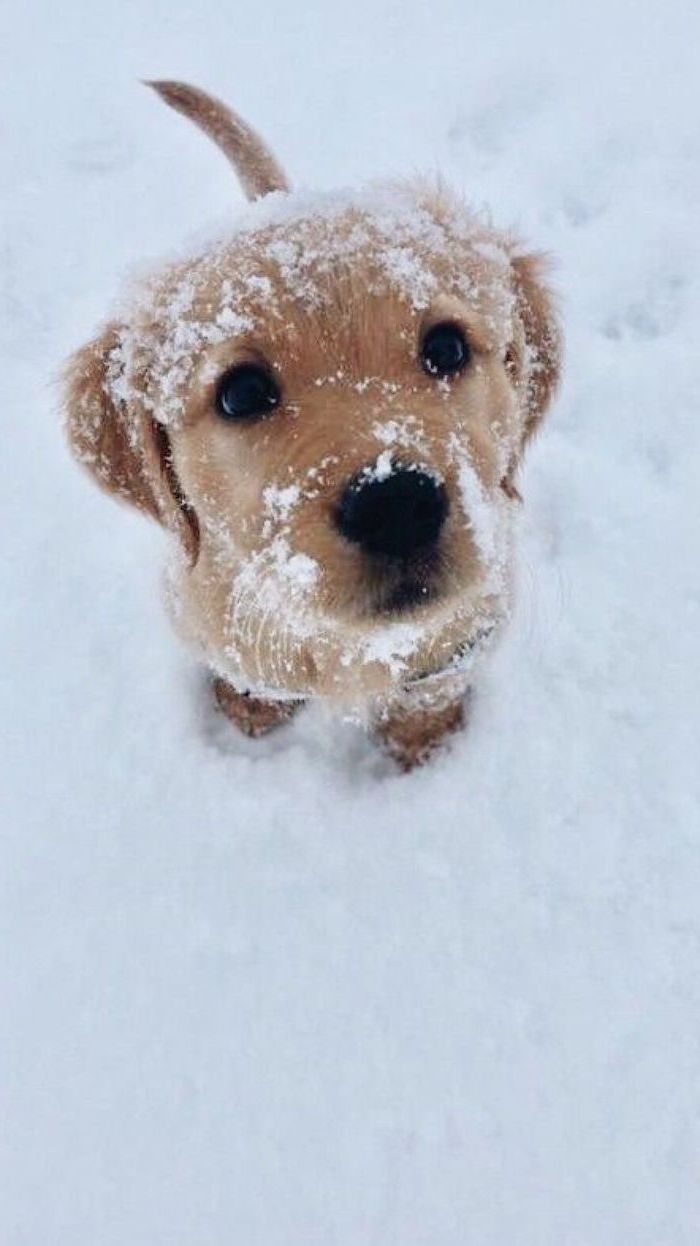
left=383, top=577, right=438, bottom=613
left=370, top=547, right=445, bottom=617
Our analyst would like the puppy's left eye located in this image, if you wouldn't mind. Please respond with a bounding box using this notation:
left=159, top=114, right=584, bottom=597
left=421, top=322, right=470, bottom=378
left=215, top=364, right=280, bottom=421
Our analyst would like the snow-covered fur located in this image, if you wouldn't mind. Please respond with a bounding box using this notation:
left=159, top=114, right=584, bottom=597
left=63, top=81, right=560, bottom=767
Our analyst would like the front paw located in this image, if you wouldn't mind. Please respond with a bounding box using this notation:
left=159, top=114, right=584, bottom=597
left=374, top=691, right=469, bottom=771
left=212, top=677, right=303, bottom=738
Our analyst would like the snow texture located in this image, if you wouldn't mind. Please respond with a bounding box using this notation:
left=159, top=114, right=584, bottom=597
left=2, top=1, right=700, bottom=1243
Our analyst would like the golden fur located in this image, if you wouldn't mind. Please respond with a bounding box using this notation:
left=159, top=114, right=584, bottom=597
left=63, top=83, right=561, bottom=767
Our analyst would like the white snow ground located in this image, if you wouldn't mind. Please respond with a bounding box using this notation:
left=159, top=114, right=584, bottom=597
left=2, top=1, right=700, bottom=1241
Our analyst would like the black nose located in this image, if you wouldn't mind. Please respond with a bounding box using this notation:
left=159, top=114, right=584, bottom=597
left=336, top=466, right=448, bottom=558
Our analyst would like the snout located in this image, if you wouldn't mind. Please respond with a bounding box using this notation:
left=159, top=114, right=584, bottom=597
left=335, top=466, right=448, bottom=559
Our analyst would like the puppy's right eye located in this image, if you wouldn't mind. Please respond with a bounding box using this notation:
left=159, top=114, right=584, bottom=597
left=215, top=364, right=280, bottom=422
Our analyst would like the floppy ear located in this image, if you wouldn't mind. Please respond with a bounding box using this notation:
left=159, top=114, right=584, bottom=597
left=507, top=251, right=562, bottom=475
left=64, top=324, right=199, bottom=561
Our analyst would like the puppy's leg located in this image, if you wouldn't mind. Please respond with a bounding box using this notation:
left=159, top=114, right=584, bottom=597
left=374, top=682, right=470, bottom=771
left=212, top=676, right=303, bottom=738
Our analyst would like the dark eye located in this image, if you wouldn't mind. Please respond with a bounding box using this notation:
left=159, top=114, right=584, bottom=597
left=215, top=364, right=280, bottom=421
left=421, top=322, right=470, bottom=378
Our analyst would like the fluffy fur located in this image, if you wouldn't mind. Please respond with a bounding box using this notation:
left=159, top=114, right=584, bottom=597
left=64, top=82, right=561, bottom=768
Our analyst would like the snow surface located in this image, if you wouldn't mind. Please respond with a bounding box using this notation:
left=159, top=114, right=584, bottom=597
left=2, top=1, right=700, bottom=1242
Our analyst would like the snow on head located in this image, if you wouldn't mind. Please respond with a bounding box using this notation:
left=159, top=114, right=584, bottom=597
left=102, top=181, right=512, bottom=429
left=262, top=482, right=302, bottom=530
left=359, top=449, right=444, bottom=487
left=372, top=415, right=429, bottom=454
left=363, top=449, right=395, bottom=483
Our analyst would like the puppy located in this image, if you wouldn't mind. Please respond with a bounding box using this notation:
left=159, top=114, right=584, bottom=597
left=64, top=82, right=561, bottom=769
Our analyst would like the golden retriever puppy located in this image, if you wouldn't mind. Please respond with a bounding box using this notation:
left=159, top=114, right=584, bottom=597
left=64, top=82, right=560, bottom=769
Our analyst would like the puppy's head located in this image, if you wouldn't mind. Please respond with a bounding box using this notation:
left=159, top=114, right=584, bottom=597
left=65, top=82, right=560, bottom=703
